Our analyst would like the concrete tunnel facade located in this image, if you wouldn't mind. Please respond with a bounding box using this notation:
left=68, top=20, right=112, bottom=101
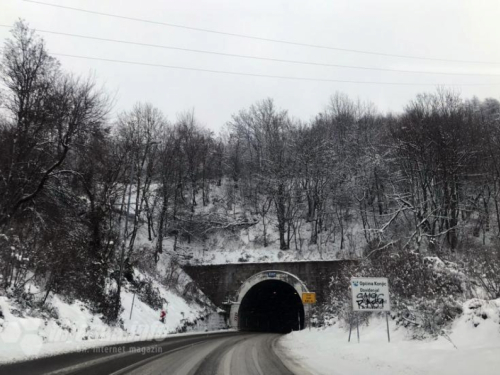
left=182, top=260, right=354, bottom=332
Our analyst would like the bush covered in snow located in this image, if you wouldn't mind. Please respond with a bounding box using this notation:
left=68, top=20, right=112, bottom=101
left=323, top=247, right=474, bottom=337
left=462, top=246, right=500, bottom=299
left=462, top=298, right=500, bottom=328
left=131, top=277, right=166, bottom=311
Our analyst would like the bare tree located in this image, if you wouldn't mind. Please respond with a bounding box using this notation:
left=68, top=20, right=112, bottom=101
left=115, top=102, right=165, bottom=254
left=0, top=22, right=108, bottom=229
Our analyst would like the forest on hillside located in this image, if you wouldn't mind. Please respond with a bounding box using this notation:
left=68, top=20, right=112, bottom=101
left=1, top=22, right=500, bottom=322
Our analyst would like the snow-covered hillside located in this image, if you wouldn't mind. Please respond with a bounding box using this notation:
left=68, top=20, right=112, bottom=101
left=150, top=181, right=356, bottom=266
left=0, top=266, right=225, bottom=364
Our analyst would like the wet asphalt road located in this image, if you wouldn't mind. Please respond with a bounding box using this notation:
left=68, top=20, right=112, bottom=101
left=0, top=332, right=303, bottom=375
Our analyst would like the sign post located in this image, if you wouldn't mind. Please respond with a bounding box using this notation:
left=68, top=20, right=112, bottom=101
left=350, top=277, right=390, bottom=343
left=386, top=311, right=391, bottom=342
left=129, top=291, right=136, bottom=320
left=348, top=315, right=352, bottom=342
left=302, top=292, right=316, bottom=331
left=356, top=314, right=360, bottom=343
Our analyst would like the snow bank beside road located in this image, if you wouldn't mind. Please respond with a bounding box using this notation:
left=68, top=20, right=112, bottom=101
left=281, top=299, right=500, bottom=375
left=0, top=284, right=213, bottom=364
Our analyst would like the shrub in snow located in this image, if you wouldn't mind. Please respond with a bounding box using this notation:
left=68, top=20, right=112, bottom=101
left=131, top=277, right=165, bottom=311
left=325, top=247, right=467, bottom=337
left=393, top=296, right=463, bottom=338
left=462, top=246, right=500, bottom=299
left=326, top=262, right=353, bottom=325
left=462, top=298, right=500, bottom=327
left=237, top=254, right=250, bottom=263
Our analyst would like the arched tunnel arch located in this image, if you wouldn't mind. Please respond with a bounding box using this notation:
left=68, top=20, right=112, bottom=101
left=239, top=279, right=305, bottom=333
left=230, top=270, right=308, bottom=333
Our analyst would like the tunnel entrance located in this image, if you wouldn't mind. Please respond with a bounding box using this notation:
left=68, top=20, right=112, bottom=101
left=238, top=279, right=305, bottom=333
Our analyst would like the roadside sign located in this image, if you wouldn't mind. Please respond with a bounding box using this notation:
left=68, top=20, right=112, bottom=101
left=351, top=277, right=390, bottom=312
left=302, top=292, right=316, bottom=304
left=267, top=272, right=277, bottom=278
left=349, top=277, right=391, bottom=343
left=302, top=292, right=316, bottom=331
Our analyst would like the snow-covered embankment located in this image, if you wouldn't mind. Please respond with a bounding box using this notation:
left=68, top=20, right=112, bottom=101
left=280, top=299, right=500, bottom=375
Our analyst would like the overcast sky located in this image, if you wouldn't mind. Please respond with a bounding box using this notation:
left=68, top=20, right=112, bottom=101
left=2, top=0, right=500, bottom=132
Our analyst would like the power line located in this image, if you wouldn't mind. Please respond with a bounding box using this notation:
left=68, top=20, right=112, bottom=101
left=0, top=25, right=497, bottom=77
left=23, top=0, right=500, bottom=66
left=50, top=52, right=500, bottom=86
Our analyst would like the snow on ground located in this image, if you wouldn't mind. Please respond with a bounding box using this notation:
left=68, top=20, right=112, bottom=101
left=280, top=299, right=500, bottom=375
left=0, top=274, right=221, bottom=364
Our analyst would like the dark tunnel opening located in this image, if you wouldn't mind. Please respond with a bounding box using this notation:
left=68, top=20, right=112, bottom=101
left=238, top=280, right=305, bottom=333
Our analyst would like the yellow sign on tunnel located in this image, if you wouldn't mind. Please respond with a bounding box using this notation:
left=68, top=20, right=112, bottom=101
left=302, top=292, right=316, bottom=304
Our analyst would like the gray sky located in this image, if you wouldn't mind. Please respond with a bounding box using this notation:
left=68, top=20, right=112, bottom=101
left=2, top=0, right=500, bottom=132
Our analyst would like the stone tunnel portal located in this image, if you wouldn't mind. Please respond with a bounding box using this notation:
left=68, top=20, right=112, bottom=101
left=230, top=270, right=308, bottom=333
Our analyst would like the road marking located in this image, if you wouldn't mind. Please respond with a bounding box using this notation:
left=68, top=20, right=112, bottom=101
left=43, top=340, right=191, bottom=375
left=43, top=350, right=139, bottom=375
left=222, top=346, right=235, bottom=375
left=252, top=346, right=264, bottom=375
left=41, top=333, right=238, bottom=375
left=109, top=340, right=208, bottom=375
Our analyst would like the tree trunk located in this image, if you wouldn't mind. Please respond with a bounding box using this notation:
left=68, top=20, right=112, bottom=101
left=275, top=185, right=289, bottom=250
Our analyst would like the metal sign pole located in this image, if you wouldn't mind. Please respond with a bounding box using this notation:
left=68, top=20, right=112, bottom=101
left=348, top=314, right=352, bottom=342
left=308, top=306, right=311, bottom=331
left=129, top=292, right=136, bottom=320
left=386, top=312, right=391, bottom=343
left=356, top=314, right=360, bottom=343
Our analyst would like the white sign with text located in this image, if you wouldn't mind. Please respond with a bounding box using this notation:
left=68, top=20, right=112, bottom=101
left=351, top=277, right=390, bottom=312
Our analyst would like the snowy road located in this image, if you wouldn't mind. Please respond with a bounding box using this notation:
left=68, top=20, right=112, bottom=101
left=0, top=332, right=307, bottom=375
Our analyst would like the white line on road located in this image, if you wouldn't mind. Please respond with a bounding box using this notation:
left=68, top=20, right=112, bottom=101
left=252, top=346, right=264, bottom=375
left=109, top=340, right=208, bottom=375
left=43, top=349, right=144, bottom=375
left=222, top=346, right=235, bottom=375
